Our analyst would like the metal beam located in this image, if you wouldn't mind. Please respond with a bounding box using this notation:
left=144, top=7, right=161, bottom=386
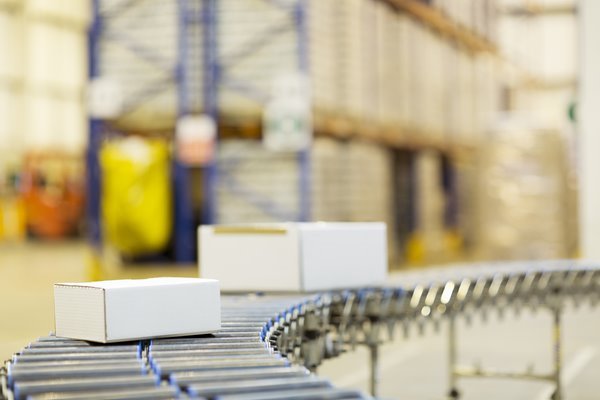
left=501, top=4, right=577, bottom=16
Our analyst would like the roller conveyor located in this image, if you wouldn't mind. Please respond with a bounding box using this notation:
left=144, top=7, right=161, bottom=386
left=2, top=261, right=600, bottom=400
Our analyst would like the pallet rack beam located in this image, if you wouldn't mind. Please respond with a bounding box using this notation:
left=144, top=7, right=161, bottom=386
left=385, top=0, right=497, bottom=54
left=209, top=114, right=479, bottom=157
left=501, top=3, right=577, bottom=16
left=385, top=0, right=569, bottom=92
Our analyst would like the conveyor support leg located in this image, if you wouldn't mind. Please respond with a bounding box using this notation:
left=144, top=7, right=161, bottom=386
left=369, top=343, right=379, bottom=398
left=448, top=316, right=460, bottom=399
left=551, top=304, right=562, bottom=400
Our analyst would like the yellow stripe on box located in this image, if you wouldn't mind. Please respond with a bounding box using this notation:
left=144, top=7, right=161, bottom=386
left=213, top=226, right=288, bottom=235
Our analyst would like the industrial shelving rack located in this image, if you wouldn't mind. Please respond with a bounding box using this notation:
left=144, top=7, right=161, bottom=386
left=88, top=0, right=204, bottom=263
left=87, top=0, right=311, bottom=263
left=85, top=0, right=507, bottom=265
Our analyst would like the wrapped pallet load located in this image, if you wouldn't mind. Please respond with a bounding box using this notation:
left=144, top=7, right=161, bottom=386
left=100, top=137, right=172, bottom=255
left=476, top=115, right=570, bottom=260
left=97, top=1, right=182, bottom=130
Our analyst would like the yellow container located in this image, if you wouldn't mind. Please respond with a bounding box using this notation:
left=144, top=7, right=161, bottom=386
left=0, top=196, right=27, bottom=241
left=100, top=138, right=172, bottom=255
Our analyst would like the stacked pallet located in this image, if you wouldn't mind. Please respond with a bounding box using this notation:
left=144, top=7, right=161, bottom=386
left=93, top=0, right=500, bottom=142
left=307, top=0, right=338, bottom=116
left=0, top=7, right=21, bottom=156
left=345, top=141, right=393, bottom=226
left=476, top=119, right=570, bottom=260
left=322, top=0, right=498, bottom=140
left=0, top=0, right=88, bottom=155
left=217, top=0, right=299, bottom=119
left=313, top=139, right=394, bottom=227
left=212, top=0, right=501, bottom=142
left=97, top=0, right=202, bottom=131
left=435, top=0, right=498, bottom=43
left=216, top=140, right=300, bottom=224
left=473, top=55, right=499, bottom=138
left=216, top=138, right=396, bottom=258
left=335, top=0, right=371, bottom=124
left=311, top=139, right=350, bottom=222
left=412, top=24, right=447, bottom=137
left=376, top=5, right=405, bottom=128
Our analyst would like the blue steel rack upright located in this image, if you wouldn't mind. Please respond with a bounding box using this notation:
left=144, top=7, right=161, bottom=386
left=201, top=0, right=218, bottom=225
left=173, top=0, right=205, bottom=262
left=87, top=0, right=101, bottom=251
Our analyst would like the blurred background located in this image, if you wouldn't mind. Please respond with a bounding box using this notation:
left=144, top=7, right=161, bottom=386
left=0, top=0, right=584, bottom=270
left=3, top=0, right=600, bottom=397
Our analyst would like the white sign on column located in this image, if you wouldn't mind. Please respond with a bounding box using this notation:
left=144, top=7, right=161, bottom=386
left=176, top=114, right=217, bottom=166
left=88, top=77, right=124, bottom=119
left=263, top=72, right=312, bottom=152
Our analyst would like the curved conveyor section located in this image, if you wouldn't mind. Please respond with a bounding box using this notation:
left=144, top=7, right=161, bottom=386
left=2, top=260, right=599, bottom=399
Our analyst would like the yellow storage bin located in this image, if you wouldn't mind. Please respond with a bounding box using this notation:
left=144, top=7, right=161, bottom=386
left=100, top=138, right=172, bottom=255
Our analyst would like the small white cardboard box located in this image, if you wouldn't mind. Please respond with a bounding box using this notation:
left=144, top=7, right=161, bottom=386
left=54, top=277, right=220, bottom=343
left=199, top=222, right=387, bottom=292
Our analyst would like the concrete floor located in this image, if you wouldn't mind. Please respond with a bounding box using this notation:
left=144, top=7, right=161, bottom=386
left=1, top=242, right=600, bottom=399
left=0, top=241, right=87, bottom=360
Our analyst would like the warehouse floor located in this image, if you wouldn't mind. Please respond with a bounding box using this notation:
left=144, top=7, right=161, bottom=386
left=1, top=242, right=600, bottom=399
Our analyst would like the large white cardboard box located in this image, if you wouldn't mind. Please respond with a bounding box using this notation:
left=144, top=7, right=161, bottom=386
left=199, top=222, right=387, bottom=292
left=54, top=278, right=221, bottom=343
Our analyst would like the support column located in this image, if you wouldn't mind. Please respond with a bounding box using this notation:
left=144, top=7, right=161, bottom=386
left=579, top=0, right=600, bottom=259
